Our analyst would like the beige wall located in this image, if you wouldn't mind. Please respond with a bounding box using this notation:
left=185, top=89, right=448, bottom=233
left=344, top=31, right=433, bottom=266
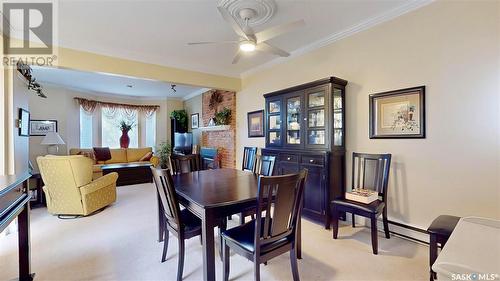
left=28, top=84, right=173, bottom=170
left=12, top=71, right=30, bottom=174
left=183, top=94, right=203, bottom=145
left=236, top=0, right=500, bottom=229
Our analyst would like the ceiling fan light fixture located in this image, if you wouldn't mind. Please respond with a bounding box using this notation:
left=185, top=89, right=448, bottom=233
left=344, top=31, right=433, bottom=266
left=239, top=41, right=256, bottom=52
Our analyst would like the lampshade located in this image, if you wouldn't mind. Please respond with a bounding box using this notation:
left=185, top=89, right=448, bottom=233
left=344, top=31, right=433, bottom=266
left=41, top=132, right=65, bottom=145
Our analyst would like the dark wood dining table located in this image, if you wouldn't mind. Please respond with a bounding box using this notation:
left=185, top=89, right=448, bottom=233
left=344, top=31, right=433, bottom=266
left=156, top=168, right=302, bottom=281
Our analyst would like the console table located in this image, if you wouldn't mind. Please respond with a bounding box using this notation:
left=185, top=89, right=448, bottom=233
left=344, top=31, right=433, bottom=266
left=0, top=173, right=33, bottom=281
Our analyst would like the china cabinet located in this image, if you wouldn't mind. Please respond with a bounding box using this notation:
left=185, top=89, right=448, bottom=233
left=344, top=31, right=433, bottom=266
left=262, top=77, right=347, bottom=228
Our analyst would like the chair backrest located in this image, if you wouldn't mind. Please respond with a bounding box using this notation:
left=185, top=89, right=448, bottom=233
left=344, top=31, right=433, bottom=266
left=151, top=167, right=181, bottom=230
left=169, top=154, right=200, bottom=175
left=351, top=152, right=392, bottom=202
left=36, top=155, right=93, bottom=213
left=254, top=169, right=307, bottom=251
left=242, top=147, right=258, bottom=172
left=200, top=147, right=219, bottom=170
left=255, top=155, right=276, bottom=176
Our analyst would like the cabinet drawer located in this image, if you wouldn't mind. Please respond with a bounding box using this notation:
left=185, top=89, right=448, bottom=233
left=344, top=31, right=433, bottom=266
left=280, top=154, right=299, bottom=163
left=301, top=155, right=325, bottom=166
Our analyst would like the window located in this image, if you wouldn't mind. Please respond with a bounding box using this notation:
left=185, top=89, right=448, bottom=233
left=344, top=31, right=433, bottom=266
left=145, top=112, right=156, bottom=150
left=79, top=106, right=93, bottom=148
left=101, top=107, right=138, bottom=148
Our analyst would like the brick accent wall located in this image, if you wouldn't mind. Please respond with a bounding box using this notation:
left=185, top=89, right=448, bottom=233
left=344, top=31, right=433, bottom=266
left=201, top=90, right=236, bottom=169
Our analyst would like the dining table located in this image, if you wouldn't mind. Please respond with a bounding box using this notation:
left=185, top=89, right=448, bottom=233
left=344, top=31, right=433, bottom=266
left=156, top=168, right=302, bottom=281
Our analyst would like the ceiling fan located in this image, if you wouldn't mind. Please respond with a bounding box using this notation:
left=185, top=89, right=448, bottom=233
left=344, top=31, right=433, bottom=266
left=188, top=6, right=305, bottom=64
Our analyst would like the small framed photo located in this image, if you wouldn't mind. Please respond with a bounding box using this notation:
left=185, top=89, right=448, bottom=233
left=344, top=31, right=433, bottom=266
left=191, top=113, right=199, bottom=129
left=369, top=86, right=425, bottom=139
left=247, top=110, right=264, bottom=138
left=18, top=108, right=30, bottom=137
left=30, top=120, right=58, bottom=136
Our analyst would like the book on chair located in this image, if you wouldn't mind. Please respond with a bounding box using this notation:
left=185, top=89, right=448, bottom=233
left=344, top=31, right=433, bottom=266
left=345, top=188, right=379, bottom=204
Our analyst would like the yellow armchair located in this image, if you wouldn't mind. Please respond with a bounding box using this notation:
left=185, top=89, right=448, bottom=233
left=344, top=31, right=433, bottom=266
left=37, top=155, right=118, bottom=216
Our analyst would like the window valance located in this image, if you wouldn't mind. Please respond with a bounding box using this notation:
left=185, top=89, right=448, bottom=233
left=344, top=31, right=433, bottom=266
left=74, top=97, right=160, bottom=117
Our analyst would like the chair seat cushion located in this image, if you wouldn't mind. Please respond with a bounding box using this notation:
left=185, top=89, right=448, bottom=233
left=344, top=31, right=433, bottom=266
left=332, top=199, right=385, bottom=214
left=222, top=218, right=290, bottom=254
left=168, top=209, right=201, bottom=234
left=427, top=215, right=460, bottom=237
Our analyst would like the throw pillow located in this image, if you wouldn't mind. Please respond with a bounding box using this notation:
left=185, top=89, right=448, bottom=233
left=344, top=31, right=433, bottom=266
left=139, top=152, right=153, bottom=161
left=77, top=151, right=97, bottom=163
left=93, top=147, right=112, bottom=161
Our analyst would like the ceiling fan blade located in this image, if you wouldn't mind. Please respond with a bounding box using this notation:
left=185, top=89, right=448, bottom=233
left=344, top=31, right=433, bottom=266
left=187, top=41, right=237, bottom=45
left=255, top=19, right=305, bottom=43
left=257, top=42, right=290, bottom=57
left=232, top=50, right=243, bottom=64
left=217, top=6, right=249, bottom=40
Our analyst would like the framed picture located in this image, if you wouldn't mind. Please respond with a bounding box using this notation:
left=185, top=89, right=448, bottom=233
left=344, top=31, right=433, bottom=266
left=247, top=110, right=264, bottom=138
left=30, top=120, right=58, bottom=136
left=191, top=113, right=199, bottom=129
left=18, top=108, right=30, bottom=137
left=369, top=86, right=425, bottom=139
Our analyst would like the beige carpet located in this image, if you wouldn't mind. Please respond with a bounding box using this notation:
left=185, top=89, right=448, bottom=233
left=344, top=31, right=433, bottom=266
left=0, top=183, right=428, bottom=281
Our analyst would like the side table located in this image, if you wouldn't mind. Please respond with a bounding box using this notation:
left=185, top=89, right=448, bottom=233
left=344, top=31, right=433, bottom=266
left=30, top=173, right=46, bottom=207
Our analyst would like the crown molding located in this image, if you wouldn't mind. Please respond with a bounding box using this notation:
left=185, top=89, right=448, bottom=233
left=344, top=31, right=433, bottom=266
left=182, top=88, right=211, bottom=101
left=240, top=0, right=434, bottom=78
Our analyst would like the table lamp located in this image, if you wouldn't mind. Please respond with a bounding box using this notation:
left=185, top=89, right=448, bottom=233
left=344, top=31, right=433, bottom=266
left=41, top=132, right=65, bottom=154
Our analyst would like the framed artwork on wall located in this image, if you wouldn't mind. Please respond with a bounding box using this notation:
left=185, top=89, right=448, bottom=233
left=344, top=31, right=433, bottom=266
left=191, top=113, right=199, bottom=129
left=247, top=110, right=264, bottom=138
left=18, top=108, right=30, bottom=137
left=30, top=120, right=58, bottom=136
left=369, top=86, right=425, bottom=139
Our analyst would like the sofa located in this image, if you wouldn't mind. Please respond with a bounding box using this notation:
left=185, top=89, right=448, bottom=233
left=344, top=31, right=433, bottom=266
left=37, top=155, right=118, bottom=216
left=69, top=147, right=159, bottom=179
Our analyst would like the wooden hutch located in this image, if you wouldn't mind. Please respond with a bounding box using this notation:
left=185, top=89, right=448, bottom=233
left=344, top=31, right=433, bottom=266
left=262, top=77, right=347, bottom=228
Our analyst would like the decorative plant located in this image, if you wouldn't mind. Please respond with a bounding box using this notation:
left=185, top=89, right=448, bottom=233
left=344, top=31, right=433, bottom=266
left=209, top=91, right=223, bottom=113
left=118, top=120, right=136, bottom=132
left=17, top=61, right=47, bottom=98
left=170, top=110, right=188, bottom=131
left=156, top=141, right=172, bottom=169
left=214, top=107, right=232, bottom=125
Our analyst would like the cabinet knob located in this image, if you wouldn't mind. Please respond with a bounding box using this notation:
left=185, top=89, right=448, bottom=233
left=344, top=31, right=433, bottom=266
left=309, top=159, right=314, bottom=163
left=287, top=157, right=291, bottom=161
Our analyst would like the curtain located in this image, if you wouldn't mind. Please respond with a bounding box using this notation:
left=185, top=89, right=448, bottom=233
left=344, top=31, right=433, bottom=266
left=73, top=97, right=159, bottom=115
left=75, top=97, right=98, bottom=113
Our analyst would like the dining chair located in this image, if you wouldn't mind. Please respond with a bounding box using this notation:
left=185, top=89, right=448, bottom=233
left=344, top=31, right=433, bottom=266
left=222, top=170, right=307, bottom=281
left=237, top=155, right=277, bottom=224
left=242, top=146, right=258, bottom=172
left=169, top=154, right=200, bottom=175
left=151, top=167, right=228, bottom=280
left=151, top=167, right=202, bottom=281
left=330, top=152, right=392, bottom=255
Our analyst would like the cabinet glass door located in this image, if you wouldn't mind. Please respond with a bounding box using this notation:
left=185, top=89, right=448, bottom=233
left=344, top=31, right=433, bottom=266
left=306, top=87, right=327, bottom=147
left=333, top=87, right=344, bottom=147
left=267, top=100, right=282, bottom=146
left=286, top=96, right=301, bottom=145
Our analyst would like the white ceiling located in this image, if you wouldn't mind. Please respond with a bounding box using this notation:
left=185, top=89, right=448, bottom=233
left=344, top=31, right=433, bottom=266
left=55, top=0, right=431, bottom=78
left=31, top=66, right=207, bottom=99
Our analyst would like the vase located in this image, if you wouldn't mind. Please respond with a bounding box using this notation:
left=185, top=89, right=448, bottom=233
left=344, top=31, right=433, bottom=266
left=120, top=130, right=130, bottom=148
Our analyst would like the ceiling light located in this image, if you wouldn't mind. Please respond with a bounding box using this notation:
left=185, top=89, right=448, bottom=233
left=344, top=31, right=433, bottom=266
left=239, top=41, right=256, bottom=52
